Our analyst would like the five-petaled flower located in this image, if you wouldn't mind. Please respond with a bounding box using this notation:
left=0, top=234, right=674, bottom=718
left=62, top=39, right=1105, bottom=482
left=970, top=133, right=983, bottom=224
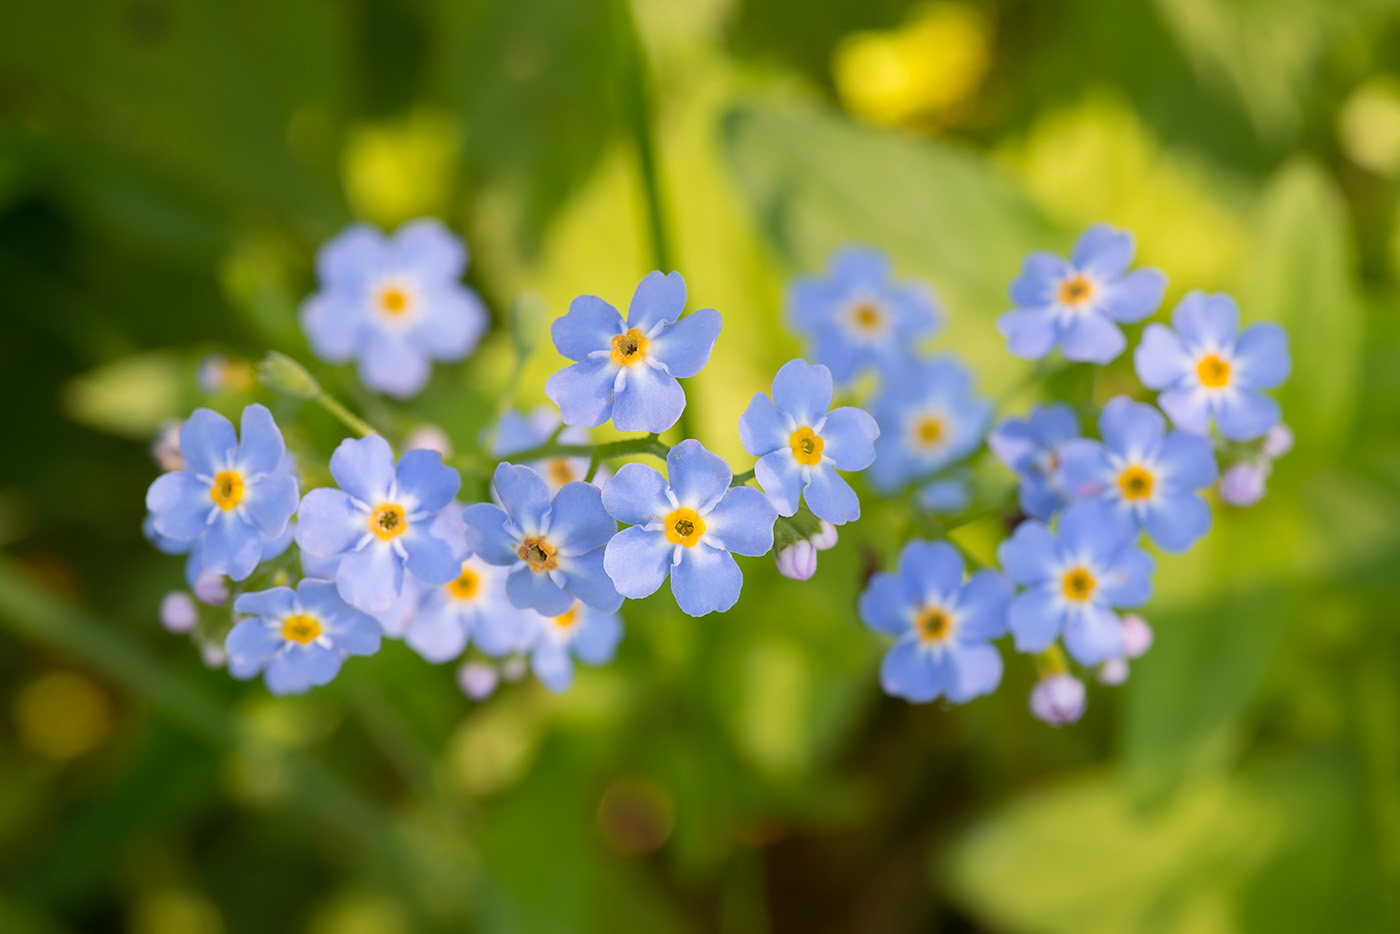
left=998, top=223, right=1166, bottom=364
left=867, top=356, right=992, bottom=494
left=226, top=580, right=381, bottom=695
left=527, top=600, right=624, bottom=693
left=300, top=219, right=488, bottom=398
left=738, top=358, right=879, bottom=525
left=997, top=500, right=1155, bottom=665
left=463, top=464, right=623, bottom=616
left=602, top=440, right=777, bottom=617
left=859, top=540, right=1012, bottom=704
left=1055, top=397, right=1218, bottom=553
left=145, top=405, right=300, bottom=582
left=1134, top=291, right=1290, bottom=441
left=295, top=435, right=463, bottom=613
left=785, top=246, right=941, bottom=388
left=545, top=271, right=722, bottom=433
left=988, top=403, right=1081, bottom=521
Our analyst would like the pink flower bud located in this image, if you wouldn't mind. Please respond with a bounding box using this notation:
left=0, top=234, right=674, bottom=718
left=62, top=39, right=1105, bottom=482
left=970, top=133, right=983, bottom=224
left=458, top=662, right=499, bottom=700
left=1096, top=657, right=1129, bottom=685
left=405, top=425, right=453, bottom=457
left=1029, top=673, right=1086, bottom=726
left=1263, top=422, right=1294, bottom=459
left=200, top=642, right=228, bottom=669
left=775, top=540, right=818, bottom=580
left=810, top=520, right=839, bottom=551
left=159, top=591, right=197, bottom=633
left=1219, top=462, right=1267, bottom=507
left=192, top=571, right=229, bottom=606
left=501, top=655, right=529, bottom=683
left=1120, top=613, right=1153, bottom=658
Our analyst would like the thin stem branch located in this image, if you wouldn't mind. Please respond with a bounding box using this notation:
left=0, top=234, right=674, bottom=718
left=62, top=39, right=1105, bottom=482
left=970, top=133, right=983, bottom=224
left=730, top=468, right=756, bottom=487
left=495, top=433, right=671, bottom=467
left=314, top=390, right=378, bottom=439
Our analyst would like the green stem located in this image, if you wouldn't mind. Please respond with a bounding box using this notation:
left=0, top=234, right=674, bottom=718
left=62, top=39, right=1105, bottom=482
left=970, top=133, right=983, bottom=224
left=495, top=433, right=670, bottom=467
left=314, top=390, right=378, bottom=439
left=612, top=0, right=671, bottom=273
left=730, top=468, right=756, bottom=487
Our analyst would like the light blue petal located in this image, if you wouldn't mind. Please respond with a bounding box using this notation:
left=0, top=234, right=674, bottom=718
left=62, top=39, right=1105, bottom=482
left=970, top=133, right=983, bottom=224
left=754, top=451, right=804, bottom=517
left=954, top=570, right=1012, bottom=640
left=647, top=308, right=721, bottom=379
left=1019, top=476, right=1065, bottom=521
left=1232, top=322, right=1291, bottom=391
left=336, top=542, right=404, bottom=612
left=771, top=358, right=833, bottom=428
left=462, top=502, right=520, bottom=565
left=201, top=512, right=263, bottom=581
left=601, top=463, right=671, bottom=526
left=946, top=642, right=1003, bottom=703
left=1134, top=323, right=1191, bottom=389
left=998, top=308, right=1057, bottom=359
left=1143, top=493, right=1212, bottom=553
left=829, top=245, right=891, bottom=287
left=330, top=435, right=396, bottom=505
left=898, top=540, right=964, bottom=603
left=819, top=407, right=879, bottom=471
left=572, top=610, right=623, bottom=664
left=391, top=217, right=466, bottom=281
left=801, top=464, right=860, bottom=525
left=532, top=642, right=576, bottom=693
left=266, top=643, right=343, bottom=695
left=1098, top=268, right=1165, bottom=323
left=316, top=223, right=385, bottom=289
left=1157, top=431, right=1217, bottom=490
left=505, top=564, right=575, bottom=615
left=404, top=602, right=468, bottom=663
left=225, top=618, right=283, bottom=664
left=402, top=527, right=461, bottom=584
left=602, top=526, right=673, bottom=599
left=738, top=392, right=788, bottom=457
left=667, top=439, right=731, bottom=512
left=1031, top=403, right=1081, bottom=447
left=1053, top=440, right=1111, bottom=499
left=1059, top=313, right=1126, bottom=364
left=233, top=586, right=297, bottom=621
left=295, top=488, right=365, bottom=556
left=880, top=638, right=943, bottom=703
left=491, top=463, right=552, bottom=537
left=918, top=477, right=972, bottom=514
left=810, top=331, right=863, bottom=386
left=147, top=472, right=214, bottom=541
left=243, top=474, right=298, bottom=538
left=987, top=416, right=1034, bottom=471
left=859, top=572, right=916, bottom=637
left=888, top=282, right=942, bottom=337
left=300, top=292, right=366, bottom=362
left=548, top=481, right=616, bottom=554
left=357, top=332, right=430, bottom=398
left=626, top=270, right=687, bottom=331
left=1158, top=386, right=1212, bottom=435
left=557, top=546, right=623, bottom=612
left=237, top=404, right=286, bottom=475
left=1171, top=291, right=1239, bottom=349
left=1215, top=390, right=1281, bottom=441
left=475, top=603, right=538, bottom=657
left=1009, top=252, right=1070, bottom=306
left=407, top=286, right=487, bottom=360
left=1099, top=547, right=1155, bottom=606
left=395, top=449, right=460, bottom=514
left=552, top=295, right=625, bottom=361
left=1058, top=500, right=1133, bottom=564
left=996, top=521, right=1057, bottom=585
left=1008, top=588, right=1065, bottom=653
left=611, top=365, right=685, bottom=433
left=1099, top=397, right=1165, bottom=461
left=671, top=544, right=742, bottom=616
left=546, top=357, right=617, bottom=428
left=180, top=408, right=237, bottom=477
left=702, top=486, right=776, bottom=556
left=1063, top=604, right=1123, bottom=665
left=1071, top=223, right=1134, bottom=277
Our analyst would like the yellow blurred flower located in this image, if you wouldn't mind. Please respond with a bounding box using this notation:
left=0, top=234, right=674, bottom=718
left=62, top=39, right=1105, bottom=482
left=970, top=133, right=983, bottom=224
left=1338, top=76, right=1400, bottom=176
left=833, top=4, right=990, bottom=128
left=342, top=107, right=460, bottom=227
left=14, top=670, right=113, bottom=760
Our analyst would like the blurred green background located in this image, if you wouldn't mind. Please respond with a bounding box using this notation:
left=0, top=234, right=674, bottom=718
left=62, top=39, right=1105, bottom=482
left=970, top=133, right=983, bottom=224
left=3, top=0, right=1400, bottom=930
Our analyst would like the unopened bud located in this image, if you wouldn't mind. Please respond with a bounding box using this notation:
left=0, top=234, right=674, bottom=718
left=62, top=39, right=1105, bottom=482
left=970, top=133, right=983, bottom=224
left=810, top=520, right=839, bottom=551
left=1029, top=673, right=1086, bottom=727
left=775, top=540, right=818, bottom=580
left=1219, top=462, right=1267, bottom=507
left=159, top=591, right=198, bottom=633
left=406, top=425, right=453, bottom=457
left=1263, top=422, right=1294, bottom=459
left=501, top=655, right=529, bottom=683
left=458, top=662, right=500, bottom=700
left=256, top=351, right=321, bottom=400
left=200, top=642, right=228, bottom=669
left=1096, top=657, right=1129, bottom=685
left=192, top=571, right=230, bottom=606
left=151, top=420, right=184, bottom=472
left=1120, top=613, right=1153, bottom=658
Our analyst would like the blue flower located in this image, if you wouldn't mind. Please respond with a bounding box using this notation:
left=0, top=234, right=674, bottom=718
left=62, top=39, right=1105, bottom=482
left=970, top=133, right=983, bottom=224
left=988, top=403, right=1082, bottom=520
left=295, top=435, right=463, bottom=613
left=300, top=219, right=488, bottom=398
left=858, top=541, right=1012, bottom=704
left=998, top=223, right=1166, bottom=364
left=226, top=579, right=382, bottom=695
left=1055, top=397, right=1217, bottom=553
left=544, top=271, right=722, bottom=433
left=1134, top=291, right=1290, bottom=441
left=528, top=600, right=624, bottom=693
left=401, top=553, right=541, bottom=663
left=785, top=246, right=941, bottom=387
left=463, top=464, right=622, bottom=616
left=997, top=500, right=1155, bottom=664
left=867, top=357, right=992, bottom=493
left=488, top=406, right=611, bottom=492
left=738, top=359, right=879, bottom=525
left=601, top=440, right=777, bottom=617
left=145, top=405, right=300, bottom=582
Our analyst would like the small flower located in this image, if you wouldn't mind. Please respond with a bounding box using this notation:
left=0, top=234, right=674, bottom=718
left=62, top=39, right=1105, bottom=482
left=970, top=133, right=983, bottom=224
left=458, top=661, right=500, bottom=700
left=988, top=403, right=1081, bottom=520
left=785, top=246, right=941, bottom=387
left=529, top=600, right=624, bottom=693
left=159, top=592, right=197, bottom=633
left=775, top=540, right=818, bottom=580
left=998, top=223, right=1166, bottom=364
left=402, top=549, right=541, bottom=664
left=544, top=271, right=721, bottom=433
left=226, top=580, right=382, bottom=695
left=997, top=500, right=1155, bottom=665
left=868, top=357, right=991, bottom=494
left=489, top=406, right=610, bottom=492
left=858, top=540, right=1012, bottom=704
left=601, top=440, right=777, bottom=617
left=1134, top=291, right=1291, bottom=440
left=1029, top=672, right=1086, bottom=726
left=145, top=405, right=300, bottom=581
left=463, top=464, right=622, bottom=615
left=1218, top=462, right=1268, bottom=507
left=295, top=434, right=463, bottom=613
left=299, top=219, right=488, bottom=398
left=738, top=359, right=879, bottom=524
left=1055, top=397, right=1217, bottom=553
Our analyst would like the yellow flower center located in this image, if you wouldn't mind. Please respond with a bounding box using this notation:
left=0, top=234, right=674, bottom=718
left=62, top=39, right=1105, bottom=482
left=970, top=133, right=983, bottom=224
left=554, top=604, right=579, bottom=630
left=281, top=614, right=322, bottom=645
left=789, top=426, right=825, bottom=466
left=664, top=508, right=706, bottom=547
left=1196, top=353, right=1231, bottom=389
left=1117, top=465, right=1155, bottom=502
left=1058, top=275, right=1094, bottom=306
left=210, top=471, right=244, bottom=511
left=610, top=328, right=649, bottom=367
left=849, top=301, right=885, bottom=333
left=1062, top=567, right=1096, bottom=603
left=518, top=535, right=558, bottom=573
left=913, top=415, right=945, bottom=447
left=915, top=607, right=952, bottom=643
left=379, top=285, right=410, bottom=317
left=445, top=564, right=480, bottom=600
left=369, top=503, right=407, bottom=541
left=548, top=458, right=576, bottom=488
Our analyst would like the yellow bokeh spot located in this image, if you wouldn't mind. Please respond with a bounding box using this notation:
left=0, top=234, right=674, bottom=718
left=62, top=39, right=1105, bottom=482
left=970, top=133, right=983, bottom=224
left=369, top=503, right=407, bottom=541
left=1197, top=353, right=1231, bottom=389
left=1339, top=76, right=1400, bottom=176
left=1118, top=465, right=1155, bottom=502
left=210, top=471, right=244, bottom=511
left=342, top=107, right=459, bottom=227
left=789, top=426, right=825, bottom=465
left=609, top=327, right=649, bottom=367
left=281, top=614, right=322, bottom=644
left=14, top=671, right=113, bottom=760
left=1062, top=567, right=1096, bottom=602
left=664, top=507, right=706, bottom=547
left=446, top=564, right=480, bottom=600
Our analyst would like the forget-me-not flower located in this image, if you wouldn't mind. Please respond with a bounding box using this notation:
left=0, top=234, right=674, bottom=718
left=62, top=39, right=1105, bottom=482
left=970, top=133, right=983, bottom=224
left=226, top=579, right=381, bottom=695
left=998, top=223, right=1165, bottom=364
left=867, top=357, right=992, bottom=494
left=1055, top=397, right=1217, bottom=553
left=738, top=358, right=879, bottom=525
left=145, top=405, right=300, bottom=582
left=988, top=403, right=1081, bottom=521
left=545, top=271, right=721, bottom=433
left=785, top=246, right=941, bottom=387
left=1134, top=291, right=1290, bottom=441
left=528, top=600, right=624, bottom=693
left=997, top=500, right=1155, bottom=665
left=489, top=406, right=610, bottom=492
left=859, top=540, right=1012, bottom=704
left=300, top=219, right=488, bottom=398
left=602, top=440, right=777, bottom=617
left=295, top=434, right=463, bottom=613
left=463, top=464, right=622, bottom=616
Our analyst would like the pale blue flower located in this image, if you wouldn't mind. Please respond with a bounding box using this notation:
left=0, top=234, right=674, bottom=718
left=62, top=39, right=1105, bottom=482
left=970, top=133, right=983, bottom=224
left=528, top=600, right=624, bottom=693
left=988, top=403, right=1081, bottom=520
left=226, top=579, right=381, bottom=695
left=868, top=357, right=991, bottom=494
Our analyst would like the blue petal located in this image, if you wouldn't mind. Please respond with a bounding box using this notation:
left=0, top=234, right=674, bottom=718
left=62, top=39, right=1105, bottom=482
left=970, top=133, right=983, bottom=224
left=667, top=440, right=732, bottom=512
left=300, top=579, right=382, bottom=655
left=1053, top=439, right=1112, bottom=499
left=237, top=405, right=286, bottom=475
left=557, top=546, right=623, bottom=612
left=810, top=331, right=863, bottom=386
left=754, top=451, right=804, bottom=517
left=1134, top=323, right=1191, bottom=389
left=702, top=486, right=776, bottom=556
left=357, top=332, right=430, bottom=398
left=671, top=544, right=742, bottom=616
left=1059, top=313, right=1126, bottom=364
left=1058, top=499, right=1134, bottom=564
left=330, top=435, right=396, bottom=505
left=601, top=463, right=671, bottom=526
left=546, top=357, right=617, bottom=428
left=1063, top=604, right=1123, bottom=665
left=147, top=472, right=214, bottom=541
left=880, top=638, right=943, bottom=703
left=552, top=295, right=625, bottom=361
left=859, top=572, right=916, bottom=637
left=572, top=610, right=623, bottom=664
left=1009, top=252, right=1070, bottom=306
left=954, top=570, right=1012, bottom=640
left=648, top=308, right=721, bottom=379
left=316, top=223, right=385, bottom=289
left=180, top=409, right=237, bottom=477
left=946, top=642, right=1003, bottom=703
left=1099, top=397, right=1165, bottom=461
left=407, top=286, right=487, bottom=359
left=295, top=488, right=366, bottom=556
left=996, top=520, right=1057, bottom=585
left=391, top=217, right=466, bottom=281
left=918, top=476, right=972, bottom=514
left=602, top=526, right=673, bottom=599
left=1157, top=431, right=1217, bottom=490
left=888, top=282, right=942, bottom=337
left=225, top=618, right=283, bottom=663
left=738, top=392, right=788, bottom=457
left=405, top=601, right=468, bottom=663
left=1171, top=291, right=1238, bottom=349
left=548, top=481, right=616, bottom=554
left=462, top=502, right=520, bottom=565
left=244, top=474, right=298, bottom=538
left=1099, top=268, right=1165, bottom=323
left=771, top=359, right=833, bottom=428
left=396, top=449, right=460, bottom=514
left=998, top=308, right=1057, bottom=359
left=801, top=463, right=860, bottom=525
left=829, top=245, right=891, bottom=287
left=300, top=293, right=366, bottom=362
left=1008, top=588, right=1065, bottom=653
left=1030, top=403, right=1081, bottom=447
left=1142, top=493, right=1212, bottom=553
left=1019, top=476, right=1064, bottom=521
left=1232, top=322, right=1290, bottom=391
left=336, top=542, right=404, bottom=612
left=491, top=463, right=552, bottom=537
left=1099, top=546, right=1155, bottom=606
left=626, top=270, right=687, bottom=331
left=898, top=540, right=964, bottom=603
left=266, top=643, right=342, bottom=695
left=505, top=564, right=574, bottom=615
left=201, top=512, right=263, bottom=581
left=1216, top=390, right=1281, bottom=441
left=987, top=416, right=1034, bottom=471
left=819, top=407, right=879, bottom=471
left=612, top=365, right=685, bottom=433
left=1071, top=223, right=1134, bottom=277
left=1158, top=386, right=1212, bottom=435
left=532, top=642, right=576, bottom=692
left=402, top=526, right=461, bottom=584
left=233, top=586, right=296, bottom=621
